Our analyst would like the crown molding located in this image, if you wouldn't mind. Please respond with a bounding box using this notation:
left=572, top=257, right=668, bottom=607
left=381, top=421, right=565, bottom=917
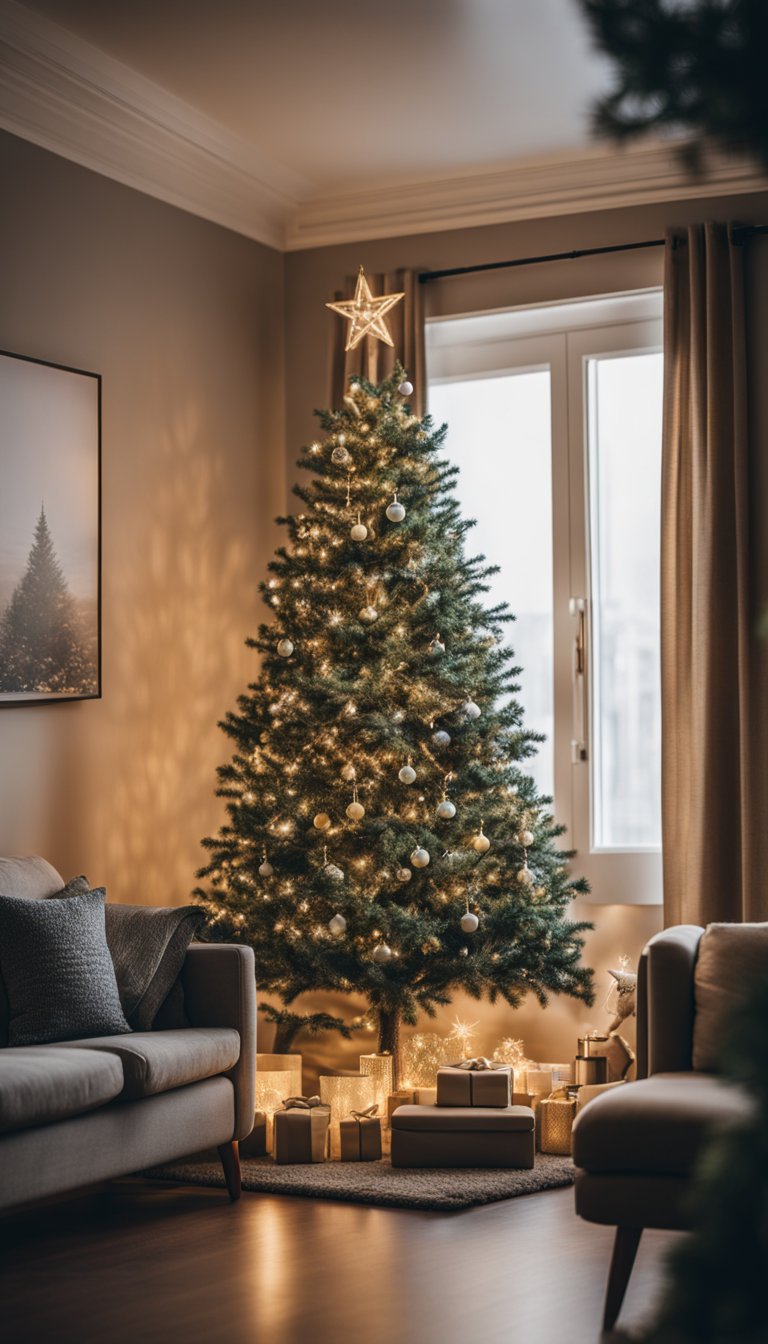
left=1, top=1, right=766, bottom=255
left=0, top=0, right=308, bottom=251
left=286, top=142, right=768, bottom=250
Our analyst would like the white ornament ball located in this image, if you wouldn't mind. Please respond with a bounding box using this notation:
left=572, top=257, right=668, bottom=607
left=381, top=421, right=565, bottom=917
left=331, top=445, right=351, bottom=466
left=398, top=764, right=417, bottom=785
left=436, top=799, right=457, bottom=820
left=398, top=380, right=414, bottom=397
left=396, top=867, right=412, bottom=883
left=346, top=800, right=365, bottom=821
left=329, top=913, right=347, bottom=936
left=386, top=496, right=406, bottom=523
left=258, top=860, right=273, bottom=878
left=517, top=865, right=534, bottom=886
left=463, top=700, right=481, bottom=721
left=430, top=638, right=446, bottom=657
left=411, top=846, right=430, bottom=868
left=324, top=864, right=345, bottom=883
left=373, top=942, right=392, bottom=964
left=521, top=829, right=535, bottom=848
left=350, top=519, right=368, bottom=541
left=472, top=830, right=491, bottom=854
left=460, top=911, right=479, bottom=934
left=276, top=638, right=294, bottom=658
left=359, top=605, right=378, bottom=624
left=313, top=812, right=331, bottom=831
left=432, top=729, right=451, bottom=748
left=340, top=763, right=357, bottom=781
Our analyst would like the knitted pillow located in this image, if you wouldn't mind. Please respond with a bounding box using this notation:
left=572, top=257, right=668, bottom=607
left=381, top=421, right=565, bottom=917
left=0, top=887, right=131, bottom=1047
left=693, top=922, right=768, bottom=1071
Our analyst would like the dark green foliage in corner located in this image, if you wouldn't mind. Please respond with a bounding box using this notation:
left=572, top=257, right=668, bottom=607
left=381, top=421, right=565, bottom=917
left=579, top=0, right=768, bottom=174
left=643, top=975, right=768, bottom=1344
left=194, top=366, right=593, bottom=1080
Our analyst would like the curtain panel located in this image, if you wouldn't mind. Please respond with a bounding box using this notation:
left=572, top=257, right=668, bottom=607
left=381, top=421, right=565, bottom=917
left=329, top=268, right=426, bottom=417
left=661, top=222, right=768, bottom=924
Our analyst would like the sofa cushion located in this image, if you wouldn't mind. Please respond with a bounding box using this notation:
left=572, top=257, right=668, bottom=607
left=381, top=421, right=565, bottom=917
left=391, top=1104, right=534, bottom=1133
left=0, top=855, right=63, bottom=901
left=693, top=922, right=768, bottom=1071
left=572, top=1072, right=749, bottom=1176
left=50, top=1028, right=241, bottom=1100
left=0, top=887, right=132, bottom=1047
left=0, top=1046, right=124, bottom=1134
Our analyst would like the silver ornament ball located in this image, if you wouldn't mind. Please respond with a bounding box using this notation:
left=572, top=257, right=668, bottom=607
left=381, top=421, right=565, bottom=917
left=276, top=638, right=294, bottom=658
left=350, top=519, right=368, bottom=541
left=258, top=860, right=273, bottom=878
left=460, top=911, right=479, bottom=934
left=331, top=445, right=351, bottom=466
left=372, top=942, right=392, bottom=964
left=398, top=380, right=414, bottom=397
left=329, top=913, right=347, bottom=936
left=386, top=496, right=406, bottom=523
left=359, top=605, right=378, bottom=624
left=432, top=729, right=451, bottom=748
left=324, top=864, right=344, bottom=883
left=521, top=829, right=535, bottom=848
left=398, top=764, right=417, bottom=785
left=463, top=700, right=481, bottom=721
left=410, top=846, right=430, bottom=868
left=436, top=799, right=457, bottom=820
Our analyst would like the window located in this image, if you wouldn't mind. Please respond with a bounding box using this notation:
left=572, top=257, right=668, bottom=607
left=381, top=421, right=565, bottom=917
left=427, top=291, right=663, bottom=903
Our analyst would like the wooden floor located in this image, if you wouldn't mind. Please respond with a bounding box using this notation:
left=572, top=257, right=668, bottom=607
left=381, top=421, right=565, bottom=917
left=0, top=1180, right=678, bottom=1344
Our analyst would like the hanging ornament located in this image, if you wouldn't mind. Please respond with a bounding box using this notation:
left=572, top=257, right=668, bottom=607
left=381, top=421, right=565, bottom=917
left=340, top=763, right=357, bottom=782
left=461, top=909, right=479, bottom=934
left=313, top=812, right=331, bottom=831
left=346, top=785, right=365, bottom=821
left=332, top=444, right=351, bottom=467
left=258, top=854, right=273, bottom=878
left=322, top=850, right=345, bottom=883
left=410, top=846, right=430, bottom=868
left=398, top=379, right=414, bottom=397
left=372, top=942, right=392, bottom=964
left=436, top=796, right=456, bottom=820
left=429, top=634, right=446, bottom=657
left=472, top=824, right=491, bottom=854
left=350, top=513, right=368, bottom=542
left=359, top=604, right=378, bottom=624
left=386, top=493, right=406, bottom=523
left=432, top=729, right=451, bottom=748
left=520, top=829, right=535, bottom=848
left=396, top=867, right=412, bottom=883
left=462, top=699, right=481, bottom=721
left=517, top=864, right=534, bottom=886
left=326, top=266, right=405, bottom=352
left=276, top=638, right=294, bottom=658
left=329, top=913, right=347, bottom=936
left=398, top=758, right=417, bottom=785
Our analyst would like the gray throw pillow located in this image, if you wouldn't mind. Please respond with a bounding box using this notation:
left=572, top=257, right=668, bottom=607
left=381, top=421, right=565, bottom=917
left=0, top=888, right=131, bottom=1046
left=58, top=877, right=204, bottom=1030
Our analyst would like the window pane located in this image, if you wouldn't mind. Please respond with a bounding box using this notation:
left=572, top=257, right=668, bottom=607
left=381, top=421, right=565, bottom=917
left=588, top=352, right=663, bottom=849
left=429, top=373, right=554, bottom=800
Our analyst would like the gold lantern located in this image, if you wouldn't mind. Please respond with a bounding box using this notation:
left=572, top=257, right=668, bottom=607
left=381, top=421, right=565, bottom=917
left=254, top=1070, right=295, bottom=1151
left=359, top=1053, right=394, bottom=1121
left=319, top=1075, right=376, bottom=1158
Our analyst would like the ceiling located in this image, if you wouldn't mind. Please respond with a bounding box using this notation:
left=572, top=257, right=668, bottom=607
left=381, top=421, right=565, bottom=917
left=1, top=0, right=765, bottom=249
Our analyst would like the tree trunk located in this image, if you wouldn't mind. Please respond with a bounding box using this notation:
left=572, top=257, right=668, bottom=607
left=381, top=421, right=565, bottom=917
left=377, top=1008, right=402, bottom=1090
left=272, top=1024, right=299, bottom=1053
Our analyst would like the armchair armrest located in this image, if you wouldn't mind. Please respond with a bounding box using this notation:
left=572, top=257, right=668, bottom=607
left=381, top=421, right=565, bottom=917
left=637, top=925, right=703, bottom=1077
left=181, top=944, right=256, bottom=1141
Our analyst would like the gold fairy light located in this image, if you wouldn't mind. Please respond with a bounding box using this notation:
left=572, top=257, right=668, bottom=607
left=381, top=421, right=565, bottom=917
left=326, top=267, right=405, bottom=352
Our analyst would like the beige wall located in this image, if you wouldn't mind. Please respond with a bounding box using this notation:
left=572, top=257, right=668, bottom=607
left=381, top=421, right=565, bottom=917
left=282, top=188, right=768, bottom=1077
left=0, top=131, right=285, bottom=905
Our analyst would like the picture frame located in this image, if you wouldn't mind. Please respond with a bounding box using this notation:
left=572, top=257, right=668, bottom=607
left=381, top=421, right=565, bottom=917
left=0, top=349, right=101, bottom=705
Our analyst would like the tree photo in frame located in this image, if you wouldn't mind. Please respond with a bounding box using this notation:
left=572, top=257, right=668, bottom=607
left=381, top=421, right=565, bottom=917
left=0, top=350, right=101, bottom=705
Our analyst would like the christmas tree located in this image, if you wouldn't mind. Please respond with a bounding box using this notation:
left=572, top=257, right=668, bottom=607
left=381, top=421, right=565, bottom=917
left=0, top=506, right=94, bottom=695
left=195, top=276, right=594, bottom=1085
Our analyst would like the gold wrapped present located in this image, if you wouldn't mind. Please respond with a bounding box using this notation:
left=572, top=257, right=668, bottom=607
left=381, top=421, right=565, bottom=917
left=538, top=1086, right=577, bottom=1155
left=339, top=1105, right=383, bottom=1162
left=437, top=1059, right=512, bottom=1108
left=273, top=1096, right=330, bottom=1164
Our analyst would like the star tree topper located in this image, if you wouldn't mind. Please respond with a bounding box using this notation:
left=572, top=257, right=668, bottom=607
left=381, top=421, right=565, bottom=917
left=326, top=266, right=405, bottom=351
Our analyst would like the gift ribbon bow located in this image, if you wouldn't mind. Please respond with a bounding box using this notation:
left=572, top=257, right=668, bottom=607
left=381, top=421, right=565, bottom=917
left=281, top=1095, right=327, bottom=1110
left=450, top=1056, right=507, bottom=1071
left=544, top=1084, right=575, bottom=1103
left=349, top=1105, right=379, bottom=1121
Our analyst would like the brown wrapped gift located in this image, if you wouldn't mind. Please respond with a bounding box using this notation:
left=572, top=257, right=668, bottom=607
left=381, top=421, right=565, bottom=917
left=437, top=1059, right=512, bottom=1108
left=273, top=1096, right=330, bottom=1164
left=538, top=1087, right=577, bottom=1155
left=339, top=1105, right=383, bottom=1162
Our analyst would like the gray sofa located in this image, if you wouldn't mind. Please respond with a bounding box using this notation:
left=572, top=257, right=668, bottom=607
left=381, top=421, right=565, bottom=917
left=0, top=858, right=256, bottom=1211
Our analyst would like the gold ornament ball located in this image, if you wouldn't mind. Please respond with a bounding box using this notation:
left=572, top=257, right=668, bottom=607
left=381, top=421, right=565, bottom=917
left=276, top=638, right=294, bottom=658
left=517, top=866, right=534, bottom=886
left=411, top=846, right=430, bottom=868
left=329, top=913, right=347, bottom=936
left=313, top=812, right=331, bottom=831
left=346, top=800, right=365, bottom=821
left=521, top=829, right=535, bottom=847
left=340, top=763, right=356, bottom=781
left=372, top=942, right=392, bottom=964
left=396, top=867, right=412, bottom=883
left=472, top=830, right=491, bottom=854
left=350, top=517, right=368, bottom=541
left=258, top=860, right=274, bottom=878
left=398, top=763, right=417, bottom=785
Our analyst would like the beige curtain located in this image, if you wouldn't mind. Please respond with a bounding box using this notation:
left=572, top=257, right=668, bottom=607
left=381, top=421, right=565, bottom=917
left=329, top=268, right=426, bottom=416
left=661, top=222, right=767, bottom=925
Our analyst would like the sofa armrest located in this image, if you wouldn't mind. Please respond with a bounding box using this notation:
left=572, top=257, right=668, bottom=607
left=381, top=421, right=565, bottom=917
left=638, top=925, right=703, bottom=1076
left=181, top=944, right=256, bottom=1142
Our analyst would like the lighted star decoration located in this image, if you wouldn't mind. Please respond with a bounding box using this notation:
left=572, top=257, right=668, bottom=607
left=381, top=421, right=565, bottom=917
left=326, top=266, right=405, bottom=352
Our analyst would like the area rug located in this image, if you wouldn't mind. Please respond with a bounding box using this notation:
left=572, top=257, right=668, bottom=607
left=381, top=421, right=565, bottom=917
left=144, top=1153, right=575, bottom=1211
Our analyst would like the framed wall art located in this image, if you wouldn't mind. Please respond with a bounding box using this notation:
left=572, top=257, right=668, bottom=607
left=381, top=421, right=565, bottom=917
left=0, top=349, right=101, bottom=705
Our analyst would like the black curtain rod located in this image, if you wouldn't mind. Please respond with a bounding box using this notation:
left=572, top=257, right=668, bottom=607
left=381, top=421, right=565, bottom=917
left=417, top=223, right=768, bottom=284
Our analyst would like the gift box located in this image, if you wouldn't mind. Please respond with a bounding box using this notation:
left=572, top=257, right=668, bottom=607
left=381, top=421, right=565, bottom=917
left=437, top=1059, right=512, bottom=1108
left=273, top=1096, right=330, bottom=1164
left=414, top=1087, right=437, bottom=1106
left=387, top=1090, right=415, bottom=1125
left=538, top=1086, right=578, bottom=1155
left=339, top=1106, right=383, bottom=1161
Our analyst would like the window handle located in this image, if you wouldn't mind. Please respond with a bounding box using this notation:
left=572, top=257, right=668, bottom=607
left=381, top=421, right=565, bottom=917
left=569, top=596, right=588, bottom=762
